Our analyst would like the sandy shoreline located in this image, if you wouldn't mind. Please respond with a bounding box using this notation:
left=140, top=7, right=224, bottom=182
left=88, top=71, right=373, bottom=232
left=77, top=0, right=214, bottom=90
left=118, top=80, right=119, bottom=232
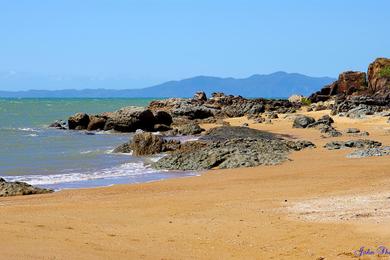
left=1, top=110, right=390, bottom=259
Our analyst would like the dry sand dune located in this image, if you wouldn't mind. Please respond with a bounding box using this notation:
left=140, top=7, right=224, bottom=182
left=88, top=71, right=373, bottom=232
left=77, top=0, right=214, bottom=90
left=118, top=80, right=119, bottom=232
left=1, top=110, right=390, bottom=259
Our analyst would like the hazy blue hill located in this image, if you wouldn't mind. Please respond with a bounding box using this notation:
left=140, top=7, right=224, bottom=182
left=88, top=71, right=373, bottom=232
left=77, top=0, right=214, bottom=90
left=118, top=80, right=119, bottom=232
left=0, top=72, right=335, bottom=98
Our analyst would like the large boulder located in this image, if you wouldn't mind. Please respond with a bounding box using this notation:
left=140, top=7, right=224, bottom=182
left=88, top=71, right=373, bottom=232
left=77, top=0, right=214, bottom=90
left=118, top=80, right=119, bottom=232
left=367, top=57, right=390, bottom=94
left=104, top=107, right=156, bottom=132
left=292, top=115, right=315, bottom=128
left=131, top=132, right=164, bottom=156
left=0, top=178, right=53, bottom=197
left=68, top=113, right=90, bottom=130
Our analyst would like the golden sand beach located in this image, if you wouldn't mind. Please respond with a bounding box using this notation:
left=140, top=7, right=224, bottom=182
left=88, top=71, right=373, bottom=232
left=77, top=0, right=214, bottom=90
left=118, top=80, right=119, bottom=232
left=1, top=110, right=390, bottom=259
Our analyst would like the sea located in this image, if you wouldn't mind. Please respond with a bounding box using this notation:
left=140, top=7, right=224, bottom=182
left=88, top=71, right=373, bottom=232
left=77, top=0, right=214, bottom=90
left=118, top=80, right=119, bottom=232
left=0, top=98, right=196, bottom=190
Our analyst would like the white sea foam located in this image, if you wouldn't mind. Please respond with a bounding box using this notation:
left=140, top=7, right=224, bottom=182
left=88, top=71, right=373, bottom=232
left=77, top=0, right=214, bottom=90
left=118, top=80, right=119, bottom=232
left=4, top=162, right=158, bottom=186
left=18, top=127, right=40, bottom=132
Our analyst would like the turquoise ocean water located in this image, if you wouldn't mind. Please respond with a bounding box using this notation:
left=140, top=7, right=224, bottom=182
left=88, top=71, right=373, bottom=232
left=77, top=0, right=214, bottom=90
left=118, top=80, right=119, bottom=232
left=0, top=98, right=195, bottom=190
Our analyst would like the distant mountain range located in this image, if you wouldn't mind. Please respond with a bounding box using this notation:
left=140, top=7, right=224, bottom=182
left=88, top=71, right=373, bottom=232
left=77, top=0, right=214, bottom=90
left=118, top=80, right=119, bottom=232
left=0, top=72, right=335, bottom=98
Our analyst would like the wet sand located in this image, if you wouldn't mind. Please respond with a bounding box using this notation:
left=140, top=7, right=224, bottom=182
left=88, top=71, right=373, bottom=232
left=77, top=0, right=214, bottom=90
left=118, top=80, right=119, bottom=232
left=1, top=110, right=390, bottom=259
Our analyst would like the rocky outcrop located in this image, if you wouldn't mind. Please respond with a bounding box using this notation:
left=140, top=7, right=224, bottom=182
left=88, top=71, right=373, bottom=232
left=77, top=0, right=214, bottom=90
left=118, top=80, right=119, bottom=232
left=68, top=113, right=90, bottom=130
left=331, top=96, right=387, bottom=118
left=67, top=106, right=174, bottom=133
left=309, top=58, right=390, bottom=114
left=153, top=126, right=315, bottom=171
left=148, top=92, right=297, bottom=120
left=324, top=140, right=381, bottom=150
left=309, top=71, right=368, bottom=103
left=0, top=178, right=53, bottom=197
left=367, top=58, right=390, bottom=95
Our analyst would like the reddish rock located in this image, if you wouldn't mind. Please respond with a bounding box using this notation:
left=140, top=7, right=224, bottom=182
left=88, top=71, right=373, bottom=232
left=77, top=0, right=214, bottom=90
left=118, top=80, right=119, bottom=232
left=368, top=57, right=390, bottom=94
left=337, top=71, right=367, bottom=95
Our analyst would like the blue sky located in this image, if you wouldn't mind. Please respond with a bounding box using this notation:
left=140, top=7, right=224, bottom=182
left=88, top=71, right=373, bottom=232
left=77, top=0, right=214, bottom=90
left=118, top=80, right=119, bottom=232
left=0, top=0, right=389, bottom=90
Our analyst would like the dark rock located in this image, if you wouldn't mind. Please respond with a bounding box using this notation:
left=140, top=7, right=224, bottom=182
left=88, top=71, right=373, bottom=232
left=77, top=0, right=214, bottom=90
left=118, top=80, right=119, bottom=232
left=154, top=111, right=173, bottom=126
left=346, top=128, right=360, bottom=134
left=87, top=115, right=107, bottom=131
left=153, top=124, right=172, bottom=132
left=292, top=115, right=316, bottom=128
left=104, top=107, right=156, bottom=132
left=347, top=146, right=390, bottom=158
left=153, top=137, right=314, bottom=171
left=0, top=178, right=53, bottom=197
left=68, top=113, right=90, bottom=130
left=319, top=125, right=342, bottom=137
left=324, top=139, right=382, bottom=150
left=307, top=115, right=334, bottom=128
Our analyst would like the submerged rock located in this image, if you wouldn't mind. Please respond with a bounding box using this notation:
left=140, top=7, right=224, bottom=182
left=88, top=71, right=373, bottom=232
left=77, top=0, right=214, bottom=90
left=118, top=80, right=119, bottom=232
left=0, top=178, right=53, bottom=197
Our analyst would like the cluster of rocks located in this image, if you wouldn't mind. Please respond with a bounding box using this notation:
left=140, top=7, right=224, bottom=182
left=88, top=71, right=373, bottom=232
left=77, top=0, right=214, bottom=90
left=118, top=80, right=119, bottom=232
left=292, top=114, right=341, bottom=137
left=324, top=140, right=382, bottom=150
left=308, top=58, right=390, bottom=118
left=113, top=126, right=315, bottom=171
left=152, top=126, right=314, bottom=170
left=148, top=92, right=298, bottom=121
left=64, top=107, right=173, bottom=132
left=0, top=178, right=53, bottom=197
left=52, top=92, right=300, bottom=135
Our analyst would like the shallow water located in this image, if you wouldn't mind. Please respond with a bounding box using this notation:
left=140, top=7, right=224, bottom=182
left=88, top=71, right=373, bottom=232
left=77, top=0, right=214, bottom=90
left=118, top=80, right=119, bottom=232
left=0, top=98, right=196, bottom=190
